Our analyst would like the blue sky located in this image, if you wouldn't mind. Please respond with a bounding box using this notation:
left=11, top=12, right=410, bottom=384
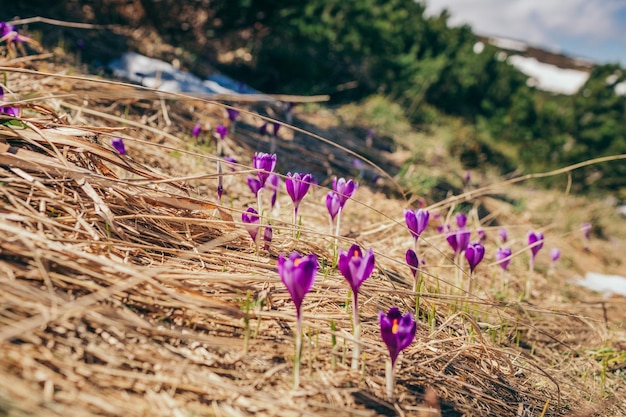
left=424, top=0, right=626, bottom=66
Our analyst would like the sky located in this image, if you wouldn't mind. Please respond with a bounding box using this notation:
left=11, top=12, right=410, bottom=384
left=424, top=0, right=626, bottom=66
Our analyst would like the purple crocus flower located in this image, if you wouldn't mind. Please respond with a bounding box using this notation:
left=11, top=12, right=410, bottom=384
left=263, top=226, right=273, bottom=250
left=446, top=228, right=471, bottom=255
left=465, top=242, right=485, bottom=273
left=326, top=192, right=341, bottom=221
left=253, top=152, right=277, bottom=188
left=278, top=251, right=318, bottom=388
left=406, top=249, right=419, bottom=279
left=404, top=208, right=430, bottom=241
left=278, top=252, right=318, bottom=319
left=0, top=87, right=19, bottom=117
left=215, top=124, right=228, bottom=140
left=332, top=177, right=358, bottom=208
left=379, top=307, right=416, bottom=367
left=286, top=172, right=313, bottom=212
left=455, top=213, right=467, bottom=228
left=338, top=245, right=375, bottom=370
left=0, top=22, right=16, bottom=37
left=271, top=122, right=281, bottom=136
left=0, top=104, right=18, bottom=117
left=247, top=176, right=262, bottom=197
left=528, top=231, right=544, bottom=259
left=496, top=247, right=512, bottom=271
left=241, top=207, right=260, bottom=242
left=550, top=248, right=560, bottom=262
left=192, top=123, right=202, bottom=139
left=477, top=228, right=486, bottom=242
left=111, top=138, right=126, bottom=155
left=338, top=244, right=375, bottom=296
left=498, top=228, right=508, bottom=243
left=226, top=108, right=239, bottom=122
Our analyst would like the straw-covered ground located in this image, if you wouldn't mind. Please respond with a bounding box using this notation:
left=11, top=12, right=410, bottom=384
left=1, top=43, right=626, bottom=417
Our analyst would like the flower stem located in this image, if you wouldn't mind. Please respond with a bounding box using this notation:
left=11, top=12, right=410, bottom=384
left=526, top=257, right=534, bottom=299
left=466, top=271, right=473, bottom=296
left=351, top=292, right=360, bottom=371
left=293, top=206, right=298, bottom=238
left=293, top=315, right=303, bottom=389
left=385, top=359, right=395, bottom=401
left=333, top=208, right=343, bottom=266
left=454, top=253, right=461, bottom=292
left=216, top=159, right=223, bottom=205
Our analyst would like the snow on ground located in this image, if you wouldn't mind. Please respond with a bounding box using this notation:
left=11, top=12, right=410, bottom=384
left=108, top=52, right=267, bottom=97
left=573, top=272, right=626, bottom=297
left=507, top=55, right=590, bottom=95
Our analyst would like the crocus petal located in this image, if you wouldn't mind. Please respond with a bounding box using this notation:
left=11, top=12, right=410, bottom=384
left=226, top=108, right=239, bottom=121
left=215, top=124, right=228, bottom=140
left=455, top=213, right=467, bottom=228
left=247, top=176, right=262, bottom=196
left=550, top=248, right=560, bottom=262
left=404, top=210, right=417, bottom=238
left=446, top=233, right=458, bottom=254
left=457, top=229, right=471, bottom=253
left=263, top=226, right=273, bottom=250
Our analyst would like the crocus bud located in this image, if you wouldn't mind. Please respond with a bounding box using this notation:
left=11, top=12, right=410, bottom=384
left=465, top=242, right=485, bottom=273
left=111, top=138, right=126, bottom=155
left=496, top=247, right=512, bottom=271
left=528, top=231, right=544, bottom=259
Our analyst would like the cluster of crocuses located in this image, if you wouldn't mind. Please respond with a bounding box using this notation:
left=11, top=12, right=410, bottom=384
left=242, top=152, right=278, bottom=252
left=249, top=166, right=414, bottom=397
left=278, top=246, right=416, bottom=400
left=405, top=210, right=486, bottom=294
left=445, top=213, right=486, bottom=286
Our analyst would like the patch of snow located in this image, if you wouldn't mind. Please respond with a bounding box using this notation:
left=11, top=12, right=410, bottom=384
left=488, top=36, right=527, bottom=52
left=507, top=55, right=589, bottom=95
left=108, top=52, right=268, bottom=98
left=573, top=272, right=626, bottom=297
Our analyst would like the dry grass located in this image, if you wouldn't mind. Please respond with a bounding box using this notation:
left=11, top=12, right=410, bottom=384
left=0, top=50, right=625, bottom=417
